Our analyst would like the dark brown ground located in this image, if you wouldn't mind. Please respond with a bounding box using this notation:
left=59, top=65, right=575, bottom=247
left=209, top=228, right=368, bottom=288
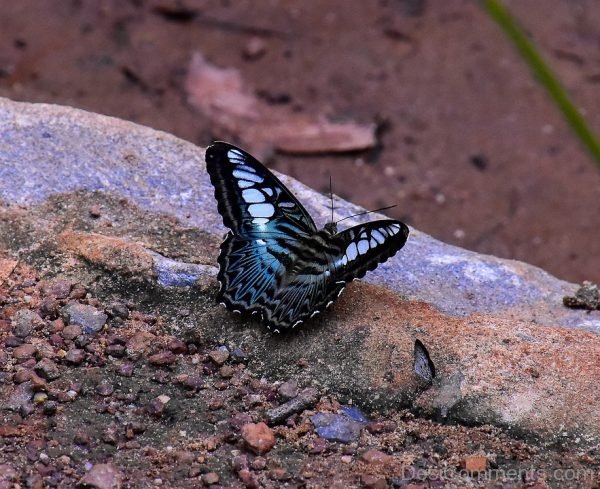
left=0, top=0, right=598, bottom=284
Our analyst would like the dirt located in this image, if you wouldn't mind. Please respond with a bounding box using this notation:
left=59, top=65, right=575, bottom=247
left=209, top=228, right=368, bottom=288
left=1, top=259, right=599, bottom=488
left=0, top=0, right=598, bottom=285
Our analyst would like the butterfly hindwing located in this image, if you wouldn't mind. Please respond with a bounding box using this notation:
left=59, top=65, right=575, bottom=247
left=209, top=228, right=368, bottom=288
left=205, top=142, right=317, bottom=239
left=331, top=220, right=409, bottom=283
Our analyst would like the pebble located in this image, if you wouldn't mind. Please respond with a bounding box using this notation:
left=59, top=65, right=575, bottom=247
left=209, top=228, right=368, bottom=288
left=13, top=369, right=33, bottom=384
left=359, top=448, right=391, bottom=464
left=117, top=361, right=135, bottom=377
left=13, top=343, right=37, bottom=361
left=148, top=351, right=176, bottom=366
left=237, top=468, right=258, bottom=488
left=106, top=302, right=129, bottom=320
left=34, top=358, right=60, bottom=380
left=266, top=387, right=319, bottom=425
left=360, top=474, right=388, bottom=489
left=61, top=303, right=108, bottom=335
left=79, top=463, right=123, bottom=489
left=61, top=325, right=82, bottom=340
left=95, top=381, right=114, bottom=397
left=39, top=297, right=59, bottom=318
left=65, top=348, right=86, bottom=365
left=462, top=454, right=488, bottom=473
left=147, top=395, right=170, bottom=417
left=48, top=279, right=73, bottom=299
left=208, top=349, right=229, bottom=366
left=43, top=401, right=58, bottom=415
left=310, top=412, right=365, bottom=443
left=277, top=379, right=299, bottom=400
left=241, top=422, right=275, bottom=454
left=219, top=365, right=235, bottom=378
left=12, top=309, right=43, bottom=337
left=308, top=437, right=328, bottom=454
left=250, top=457, right=267, bottom=470
left=231, top=455, right=248, bottom=471
left=230, top=347, right=248, bottom=363
left=106, top=344, right=126, bottom=358
left=269, top=468, right=290, bottom=481
left=201, top=472, right=219, bottom=485
left=167, top=338, right=187, bottom=354
left=243, top=37, right=267, bottom=60
left=33, top=392, right=48, bottom=404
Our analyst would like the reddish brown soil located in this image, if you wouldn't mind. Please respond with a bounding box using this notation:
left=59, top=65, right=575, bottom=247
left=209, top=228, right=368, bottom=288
left=0, top=0, right=598, bottom=283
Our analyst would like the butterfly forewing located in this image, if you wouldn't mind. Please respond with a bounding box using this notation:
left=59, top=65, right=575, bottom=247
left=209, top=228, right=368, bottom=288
left=205, top=142, right=317, bottom=239
left=206, top=142, right=410, bottom=331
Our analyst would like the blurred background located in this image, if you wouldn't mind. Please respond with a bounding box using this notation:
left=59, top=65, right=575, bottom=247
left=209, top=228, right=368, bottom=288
left=0, top=0, right=598, bottom=284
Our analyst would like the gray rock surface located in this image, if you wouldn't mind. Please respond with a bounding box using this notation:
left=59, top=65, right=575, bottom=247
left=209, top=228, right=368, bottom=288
left=1, top=98, right=596, bottom=329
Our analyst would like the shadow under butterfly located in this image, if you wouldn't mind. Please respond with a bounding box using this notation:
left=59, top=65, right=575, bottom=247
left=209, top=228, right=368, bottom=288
left=205, top=141, right=409, bottom=332
left=414, top=339, right=436, bottom=384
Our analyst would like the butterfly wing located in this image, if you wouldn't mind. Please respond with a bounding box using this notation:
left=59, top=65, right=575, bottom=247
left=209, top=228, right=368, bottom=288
left=414, top=339, right=436, bottom=383
left=330, top=220, right=409, bottom=283
left=205, top=142, right=317, bottom=239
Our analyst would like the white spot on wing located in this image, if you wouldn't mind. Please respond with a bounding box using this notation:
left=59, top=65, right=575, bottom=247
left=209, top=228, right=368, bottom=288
left=337, top=287, right=345, bottom=297
left=252, top=217, right=269, bottom=225
left=233, top=169, right=263, bottom=183
left=248, top=203, right=275, bottom=218
left=227, top=149, right=245, bottom=161
left=279, top=201, right=295, bottom=208
left=346, top=242, right=358, bottom=261
left=292, top=320, right=303, bottom=328
left=263, top=187, right=274, bottom=196
left=372, top=230, right=385, bottom=244
left=256, top=239, right=267, bottom=245
left=357, top=240, right=369, bottom=254
left=242, top=188, right=265, bottom=203
left=326, top=301, right=334, bottom=308
left=370, top=238, right=377, bottom=248
left=237, top=180, right=254, bottom=188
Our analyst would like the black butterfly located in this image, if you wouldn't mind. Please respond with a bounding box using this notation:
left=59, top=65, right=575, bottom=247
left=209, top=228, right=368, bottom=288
left=205, top=142, right=409, bottom=332
left=414, top=339, right=436, bottom=383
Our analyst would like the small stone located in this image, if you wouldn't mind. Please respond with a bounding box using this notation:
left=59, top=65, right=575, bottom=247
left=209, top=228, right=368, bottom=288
left=5, top=336, right=23, bottom=347
left=238, top=469, right=258, bottom=488
left=74, top=431, right=91, bottom=445
left=310, top=412, right=364, bottom=443
left=201, top=472, right=219, bottom=485
left=231, top=455, right=248, bottom=471
left=12, top=309, right=43, bottom=338
left=361, top=474, right=388, bottom=489
left=106, top=344, right=126, bottom=358
left=240, top=422, right=275, bottom=454
left=208, top=399, right=224, bottom=411
left=61, top=325, right=82, bottom=341
left=462, top=454, right=488, bottom=474
left=79, top=463, right=123, bottom=489
left=106, top=302, right=129, bottom=320
left=13, top=343, right=37, bottom=361
left=95, top=381, right=114, bottom=397
left=43, top=400, right=58, bottom=415
left=266, top=388, right=319, bottom=425
left=277, top=380, right=299, bottom=400
left=167, top=338, right=187, bottom=354
left=308, top=437, right=328, bottom=454
left=269, top=468, right=290, bottom=481
left=40, top=297, right=60, bottom=319
left=49, top=333, right=64, bottom=347
left=48, top=280, right=73, bottom=299
left=34, top=358, right=60, bottom=380
left=360, top=449, right=390, bottom=464
left=89, top=205, right=102, bottom=218
left=30, top=373, right=47, bottom=390
left=0, top=464, right=18, bottom=483
left=65, top=349, right=85, bottom=365
left=250, top=457, right=266, bottom=470
left=117, top=362, right=134, bottom=377
left=148, top=350, right=176, bottom=366
left=146, top=395, right=170, bottom=417
left=126, top=332, right=156, bottom=359
left=219, top=365, right=235, bottom=378
left=33, top=392, right=48, bottom=404
left=208, top=349, right=229, bottom=366
left=230, top=347, right=249, bottom=363
left=242, top=37, right=267, bottom=60
left=13, top=369, right=33, bottom=384
left=70, top=285, right=87, bottom=299
left=61, top=303, right=108, bottom=335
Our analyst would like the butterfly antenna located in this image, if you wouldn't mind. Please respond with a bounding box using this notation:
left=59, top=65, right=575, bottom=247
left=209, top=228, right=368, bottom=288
left=329, top=175, right=334, bottom=224
left=336, top=204, right=398, bottom=225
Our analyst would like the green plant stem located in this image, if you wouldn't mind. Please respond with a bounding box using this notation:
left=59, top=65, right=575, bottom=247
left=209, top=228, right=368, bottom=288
left=482, top=0, right=600, bottom=169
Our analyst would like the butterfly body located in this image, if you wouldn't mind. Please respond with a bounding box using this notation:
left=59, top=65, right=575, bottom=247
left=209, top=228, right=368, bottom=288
left=206, top=142, right=409, bottom=331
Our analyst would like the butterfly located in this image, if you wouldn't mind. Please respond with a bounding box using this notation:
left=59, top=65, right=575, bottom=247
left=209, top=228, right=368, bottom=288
left=414, top=339, right=436, bottom=383
left=205, top=142, right=409, bottom=332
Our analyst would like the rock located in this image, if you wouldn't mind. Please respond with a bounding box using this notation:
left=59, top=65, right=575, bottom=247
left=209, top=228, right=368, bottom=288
left=359, top=449, right=391, bottom=464
left=105, top=302, right=129, bottom=320
left=151, top=252, right=214, bottom=287
left=201, top=472, right=219, bottom=485
left=310, top=412, right=365, bottom=443
left=240, top=422, right=275, bottom=454
left=106, top=344, right=126, bottom=358
left=61, top=325, right=82, bottom=340
left=65, top=349, right=86, bottom=365
left=12, top=309, right=43, bottom=338
left=1, top=382, right=33, bottom=410
left=48, top=279, right=73, bottom=299
left=12, top=344, right=37, bottom=361
left=237, top=469, right=258, bottom=488
left=34, top=358, right=60, bottom=380
left=266, top=388, right=319, bottom=425
left=95, top=381, right=114, bottom=397
left=78, top=463, right=123, bottom=489
left=360, top=474, right=387, bottom=489
left=242, top=37, right=267, bottom=60
left=462, top=454, right=488, bottom=474
left=39, top=297, right=60, bottom=318
left=148, top=350, right=177, bottom=366
left=208, top=349, right=229, bottom=366
left=61, top=304, right=108, bottom=335
left=0, top=464, right=17, bottom=483
left=166, top=338, right=187, bottom=354
left=277, top=379, right=299, bottom=400
left=126, top=332, right=156, bottom=359
left=146, top=395, right=170, bottom=417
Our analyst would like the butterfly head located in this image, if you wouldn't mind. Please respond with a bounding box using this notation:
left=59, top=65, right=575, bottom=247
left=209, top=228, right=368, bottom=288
left=323, top=221, right=338, bottom=236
